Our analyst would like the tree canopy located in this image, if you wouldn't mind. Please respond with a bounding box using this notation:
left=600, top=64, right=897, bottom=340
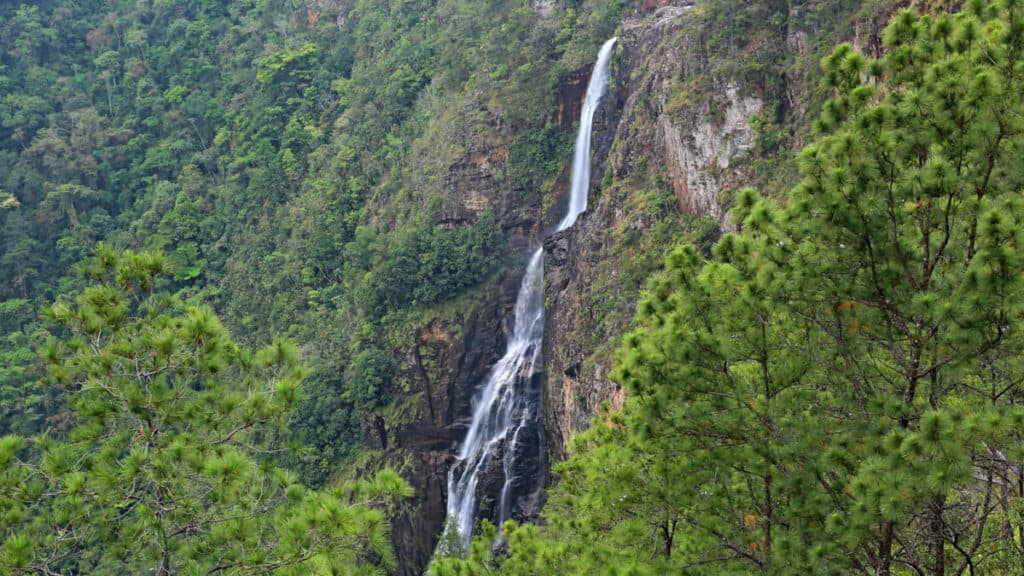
left=0, top=246, right=411, bottom=575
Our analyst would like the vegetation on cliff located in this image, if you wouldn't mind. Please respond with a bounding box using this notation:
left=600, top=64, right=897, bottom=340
left=5, top=0, right=1024, bottom=573
left=0, top=0, right=622, bottom=485
left=436, top=1, right=1024, bottom=574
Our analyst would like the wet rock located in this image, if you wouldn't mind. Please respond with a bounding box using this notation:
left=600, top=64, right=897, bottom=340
left=557, top=67, right=593, bottom=132
left=385, top=271, right=521, bottom=575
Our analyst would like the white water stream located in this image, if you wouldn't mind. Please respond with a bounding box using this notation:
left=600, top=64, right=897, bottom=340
left=439, top=37, right=618, bottom=553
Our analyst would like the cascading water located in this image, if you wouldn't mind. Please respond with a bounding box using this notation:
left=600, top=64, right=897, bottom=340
left=438, top=37, right=618, bottom=554
left=440, top=249, right=545, bottom=553
left=559, top=38, right=618, bottom=231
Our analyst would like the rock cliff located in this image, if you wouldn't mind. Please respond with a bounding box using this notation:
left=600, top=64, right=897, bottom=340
left=369, top=76, right=570, bottom=574
left=385, top=273, right=520, bottom=573
left=541, top=0, right=895, bottom=459
left=543, top=3, right=764, bottom=460
left=364, top=98, right=539, bottom=571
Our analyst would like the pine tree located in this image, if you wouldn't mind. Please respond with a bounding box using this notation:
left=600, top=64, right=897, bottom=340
left=0, top=245, right=411, bottom=575
left=628, top=1, right=1024, bottom=572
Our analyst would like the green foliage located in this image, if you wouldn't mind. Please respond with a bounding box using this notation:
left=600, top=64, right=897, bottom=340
left=256, top=43, right=320, bottom=86
left=0, top=0, right=694, bottom=570
left=0, top=247, right=409, bottom=574
left=0, top=0, right=619, bottom=502
left=284, top=371, right=362, bottom=487
left=0, top=191, right=19, bottom=210
left=346, top=346, right=398, bottom=414
left=347, top=212, right=507, bottom=320
left=510, top=123, right=573, bottom=201
left=449, top=2, right=1024, bottom=574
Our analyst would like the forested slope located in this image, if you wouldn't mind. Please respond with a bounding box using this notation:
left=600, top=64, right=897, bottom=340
left=6, top=0, right=1024, bottom=574
left=0, top=0, right=621, bottom=572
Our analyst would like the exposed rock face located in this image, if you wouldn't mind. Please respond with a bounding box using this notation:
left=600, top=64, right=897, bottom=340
left=556, top=67, right=593, bottom=132
left=543, top=6, right=763, bottom=460
left=532, top=0, right=557, bottom=19
left=613, top=10, right=762, bottom=220
left=435, top=145, right=508, bottom=229
left=544, top=227, right=628, bottom=458
left=540, top=0, right=896, bottom=461
left=655, top=84, right=760, bottom=218
left=379, top=94, right=541, bottom=572
left=413, top=97, right=520, bottom=233
left=386, top=272, right=520, bottom=574
left=384, top=1, right=900, bottom=572
left=380, top=56, right=580, bottom=570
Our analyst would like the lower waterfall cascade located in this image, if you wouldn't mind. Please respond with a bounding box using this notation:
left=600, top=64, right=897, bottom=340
left=437, top=36, right=619, bottom=554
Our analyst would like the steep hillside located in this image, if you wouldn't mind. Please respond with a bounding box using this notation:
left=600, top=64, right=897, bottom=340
left=12, top=0, right=1018, bottom=574
left=544, top=0, right=885, bottom=460
left=0, top=0, right=619, bottom=573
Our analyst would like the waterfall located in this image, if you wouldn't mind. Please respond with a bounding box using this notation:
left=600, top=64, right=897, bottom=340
left=558, top=37, right=618, bottom=232
left=440, top=248, right=545, bottom=553
left=437, top=37, right=618, bottom=555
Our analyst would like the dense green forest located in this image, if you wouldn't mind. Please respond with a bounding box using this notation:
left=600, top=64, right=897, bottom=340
left=0, top=0, right=618, bottom=482
left=4, top=0, right=1024, bottom=574
left=1, top=247, right=411, bottom=573
left=0, top=0, right=618, bottom=572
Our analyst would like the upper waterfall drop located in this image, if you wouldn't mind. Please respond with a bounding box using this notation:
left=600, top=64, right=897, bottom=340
left=558, top=37, right=618, bottom=232
left=436, top=37, right=618, bottom=557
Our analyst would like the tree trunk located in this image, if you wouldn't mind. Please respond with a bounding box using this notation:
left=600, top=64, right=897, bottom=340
left=105, top=76, right=114, bottom=117
left=661, top=518, right=677, bottom=558
left=930, top=494, right=945, bottom=576
left=877, top=521, right=893, bottom=576
left=764, top=471, right=772, bottom=568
